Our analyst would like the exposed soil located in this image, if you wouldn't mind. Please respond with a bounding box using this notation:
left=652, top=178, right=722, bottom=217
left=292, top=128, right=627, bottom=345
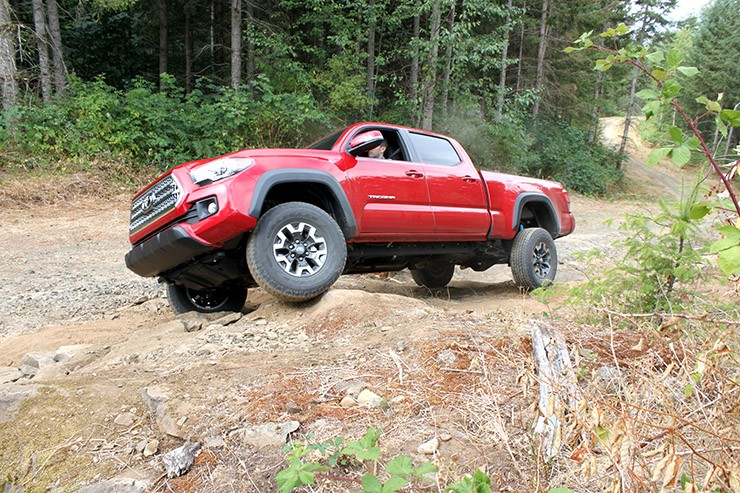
left=0, top=126, right=734, bottom=493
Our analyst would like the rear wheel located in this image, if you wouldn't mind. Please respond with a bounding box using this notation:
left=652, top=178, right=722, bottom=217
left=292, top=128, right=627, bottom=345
left=246, top=202, right=347, bottom=302
left=167, top=284, right=248, bottom=313
left=510, top=227, right=557, bottom=290
left=410, top=262, right=455, bottom=289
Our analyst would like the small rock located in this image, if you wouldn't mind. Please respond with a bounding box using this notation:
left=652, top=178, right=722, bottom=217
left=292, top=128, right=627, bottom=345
left=339, top=395, right=357, bottom=408
left=135, top=439, right=147, bottom=454
left=114, top=412, right=136, bottom=427
left=439, top=433, right=452, bottom=442
left=76, top=478, right=148, bottom=493
left=240, top=421, right=300, bottom=448
left=253, top=318, right=268, bottom=326
left=183, top=320, right=204, bottom=333
left=19, top=351, right=57, bottom=378
left=0, top=367, right=21, bottom=384
left=162, top=441, right=201, bottom=478
left=213, top=312, right=242, bottom=326
left=435, top=349, right=456, bottom=366
left=140, top=386, right=183, bottom=438
left=204, top=435, right=226, bottom=448
left=357, top=389, right=385, bottom=408
left=143, top=439, right=159, bottom=457
left=396, top=340, right=408, bottom=352
left=54, top=344, right=92, bottom=362
left=417, top=437, right=439, bottom=455
left=285, top=402, right=303, bottom=414
left=334, top=380, right=367, bottom=397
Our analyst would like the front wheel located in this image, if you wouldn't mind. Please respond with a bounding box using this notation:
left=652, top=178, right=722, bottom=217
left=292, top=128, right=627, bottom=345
left=167, top=284, right=248, bottom=314
left=411, top=263, right=455, bottom=288
left=510, top=228, right=558, bottom=290
left=246, top=202, right=347, bottom=302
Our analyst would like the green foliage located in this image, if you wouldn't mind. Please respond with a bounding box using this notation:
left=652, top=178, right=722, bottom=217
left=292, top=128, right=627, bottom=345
left=526, top=121, right=622, bottom=196
left=568, top=189, right=709, bottom=313
left=568, top=22, right=740, bottom=277
left=0, top=75, right=331, bottom=171
left=277, top=427, right=437, bottom=493
left=446, top=469, right=492, bottom=493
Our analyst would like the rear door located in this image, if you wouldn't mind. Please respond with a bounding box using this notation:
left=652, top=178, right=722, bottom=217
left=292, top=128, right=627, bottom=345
left=406, top=132, right=490, bottom=239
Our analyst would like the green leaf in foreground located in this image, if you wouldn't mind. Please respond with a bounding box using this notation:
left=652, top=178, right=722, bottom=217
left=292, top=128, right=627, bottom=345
left=669, top=145, right=691, bottom=165
left=712, top=225, right=740, bottom=275
left=646, top=147, right=671, bottom=166
left=676, top=66, right=699, bottom=77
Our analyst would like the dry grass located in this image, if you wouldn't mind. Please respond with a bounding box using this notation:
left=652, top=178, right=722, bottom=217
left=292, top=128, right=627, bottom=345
left=193, top=316, right=739, bottom=493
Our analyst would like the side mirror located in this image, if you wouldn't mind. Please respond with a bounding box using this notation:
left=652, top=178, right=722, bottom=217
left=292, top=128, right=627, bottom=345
left=348, top=131, right=385, bottom=157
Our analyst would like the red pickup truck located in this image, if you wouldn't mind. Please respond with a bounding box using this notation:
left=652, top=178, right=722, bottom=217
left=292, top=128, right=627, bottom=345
left=125, top=122, right=575, bottom=313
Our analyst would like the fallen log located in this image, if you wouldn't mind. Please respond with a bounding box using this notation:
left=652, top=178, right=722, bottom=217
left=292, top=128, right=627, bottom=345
left=531, top=322, right=581, bottom=461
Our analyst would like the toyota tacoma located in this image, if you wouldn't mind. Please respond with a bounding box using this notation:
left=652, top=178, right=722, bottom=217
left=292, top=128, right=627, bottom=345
left=125, top=122, right=575, bottom=313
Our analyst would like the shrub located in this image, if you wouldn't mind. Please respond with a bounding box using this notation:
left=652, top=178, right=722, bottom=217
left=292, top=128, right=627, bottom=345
left=526, top=120, right=623, bottom=196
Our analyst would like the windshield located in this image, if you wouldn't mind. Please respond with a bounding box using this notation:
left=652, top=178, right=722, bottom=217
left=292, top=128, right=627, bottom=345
left=307, top=128, right=346, bottom=150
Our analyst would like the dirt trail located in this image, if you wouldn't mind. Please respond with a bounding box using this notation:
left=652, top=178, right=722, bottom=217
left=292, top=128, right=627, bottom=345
left=601, top=116, right=698, bottom=199
left=0, top=130, right=688, bottom=492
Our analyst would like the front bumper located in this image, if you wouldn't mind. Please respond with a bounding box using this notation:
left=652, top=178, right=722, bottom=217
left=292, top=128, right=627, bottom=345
left=125, top=225, right=212, bottom=277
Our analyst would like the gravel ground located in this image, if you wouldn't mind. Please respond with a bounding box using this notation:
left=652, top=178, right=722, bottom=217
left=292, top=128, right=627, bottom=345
left=0, top=194, right=631, bottom=339
left=0, top=201, right=162, bottom=337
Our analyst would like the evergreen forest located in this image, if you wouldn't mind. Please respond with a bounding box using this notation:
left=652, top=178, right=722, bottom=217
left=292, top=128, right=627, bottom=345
left=1, top=0, right=737, bottom=197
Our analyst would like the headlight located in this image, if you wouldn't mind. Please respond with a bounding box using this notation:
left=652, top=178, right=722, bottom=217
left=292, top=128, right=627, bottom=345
left=189, top=157, right=254, bottom=185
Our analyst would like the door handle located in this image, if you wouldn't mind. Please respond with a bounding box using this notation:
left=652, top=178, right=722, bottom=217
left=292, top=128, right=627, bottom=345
left=462, top=175, right=478, bottom=183
left=405, top=170, right=424, bottom=178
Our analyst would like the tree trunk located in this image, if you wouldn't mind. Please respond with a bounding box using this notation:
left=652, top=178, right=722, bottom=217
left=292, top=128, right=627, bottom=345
left=185, top=8, right=192, bottom=93
left=531, top=0, right=549, bottom=118
left=496, top=0, right=513, bottom=116
left=409, top=2, right=420, bottom=124
left=515, top=0, right=526, bottom=92
left=421, top=0, right=442, bottom=131
left=366, top=0, right=376, bottom=117
left=618, top=64, right=639, bottom=159
left=587, top=71, right=603, bottom=143
left=618, top=7, right=649, bottom=161
left=158, top=0, right=168, bottom=89
left=210, top=0, right=215, bottom=74
left=46, top=0, right=65, bottom=95
left=246, top=0, right=255, bottom=88
left=32, top=0, right=51, bottom=102
left=230, top=0, right=242, bottom=88
left=0, top=0, right=17, bottom=112
left=440, top=2, right=455, bottom=117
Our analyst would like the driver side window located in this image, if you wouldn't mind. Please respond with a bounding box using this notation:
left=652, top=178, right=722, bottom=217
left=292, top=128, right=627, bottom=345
left=353, top=129, right=408, bottom=161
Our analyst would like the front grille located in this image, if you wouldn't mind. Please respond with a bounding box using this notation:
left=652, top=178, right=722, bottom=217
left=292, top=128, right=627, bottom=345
left=129, top=174, right=183, bottom=234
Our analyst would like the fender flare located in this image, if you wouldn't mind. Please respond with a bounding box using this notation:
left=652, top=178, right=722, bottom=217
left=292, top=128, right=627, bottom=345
left=511, top=192, right=560, bottom=238
left=249, top=169, right=357, bottom=239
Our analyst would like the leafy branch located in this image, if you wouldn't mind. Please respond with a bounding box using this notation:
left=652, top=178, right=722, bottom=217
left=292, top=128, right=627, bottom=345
left=567, top=24, right=740, bottom=275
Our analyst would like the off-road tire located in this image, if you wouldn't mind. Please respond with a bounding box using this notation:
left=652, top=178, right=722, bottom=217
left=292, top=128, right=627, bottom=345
left=410, top=263, right=455, bottom=289
left=246, top=202, right=347, bottom=302
left=510, top=227, right=557, bottom=290
left=167, top=284, right=248, bottom=314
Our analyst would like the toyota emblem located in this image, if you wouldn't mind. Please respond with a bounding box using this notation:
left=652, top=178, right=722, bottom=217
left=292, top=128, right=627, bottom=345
left=141, top=193, right=156, bottom=213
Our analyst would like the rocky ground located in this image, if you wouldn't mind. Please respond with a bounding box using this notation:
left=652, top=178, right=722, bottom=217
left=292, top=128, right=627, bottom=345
left=0, top=125, right=733, bottom=493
